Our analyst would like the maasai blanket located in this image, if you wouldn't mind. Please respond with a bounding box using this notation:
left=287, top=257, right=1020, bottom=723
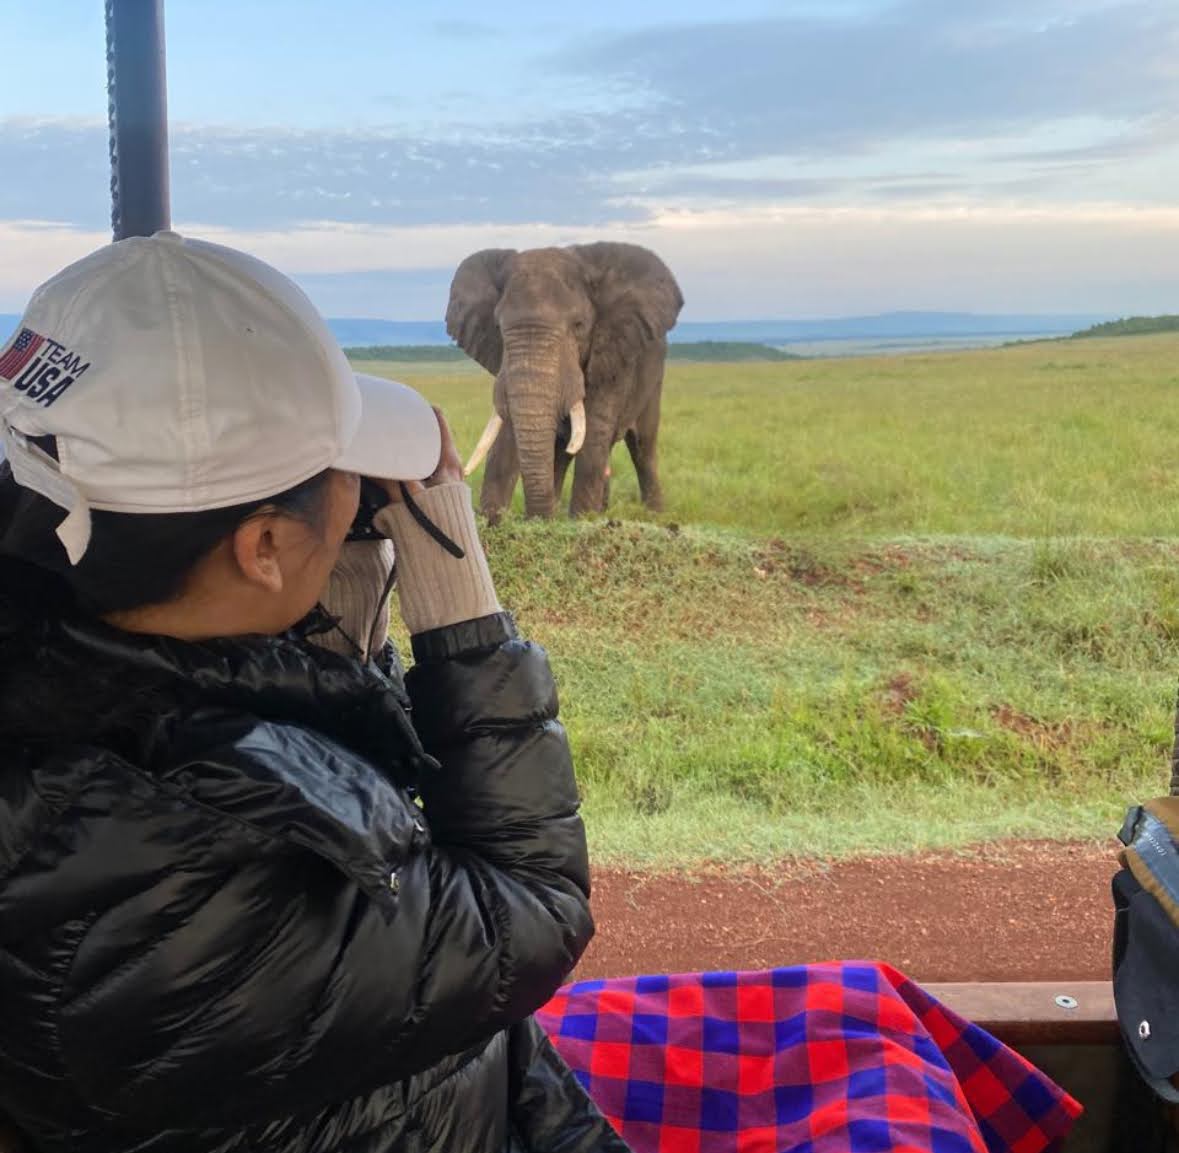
left=537, top=962, right=1081, bottom=1153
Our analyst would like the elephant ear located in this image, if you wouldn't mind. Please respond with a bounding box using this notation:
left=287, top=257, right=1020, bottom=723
left=445, top=249, right=517, bottom=375
left=574, top=243, right=684, bottom=385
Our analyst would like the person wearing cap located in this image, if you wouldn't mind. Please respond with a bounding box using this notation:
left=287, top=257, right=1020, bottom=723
left=0, top=234, right=626, bottom=1153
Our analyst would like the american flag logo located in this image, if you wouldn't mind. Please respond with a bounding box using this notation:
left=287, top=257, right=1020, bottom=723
left=0, top=328, right=46, bottom=381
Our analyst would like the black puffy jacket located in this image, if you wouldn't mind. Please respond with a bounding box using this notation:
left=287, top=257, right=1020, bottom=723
left=0, top=557, right=626, bottom=1153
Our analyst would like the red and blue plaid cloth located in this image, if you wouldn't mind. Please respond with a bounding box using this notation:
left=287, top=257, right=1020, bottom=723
left=537, top=962, right=1081, bottom=1153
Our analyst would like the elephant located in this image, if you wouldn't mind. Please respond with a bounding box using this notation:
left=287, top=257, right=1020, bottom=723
left=445, top=242, right=684, bottom=521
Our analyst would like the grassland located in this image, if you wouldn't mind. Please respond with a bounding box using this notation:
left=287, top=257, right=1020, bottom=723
left=360, top=334, right=1179, bottom=865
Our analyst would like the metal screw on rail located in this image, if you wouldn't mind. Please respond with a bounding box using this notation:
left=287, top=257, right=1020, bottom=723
left=105, top=0, right=171, bottom=241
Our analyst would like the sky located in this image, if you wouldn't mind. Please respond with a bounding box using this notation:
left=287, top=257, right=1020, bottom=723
left=1, top=0, right=1178, bottom=320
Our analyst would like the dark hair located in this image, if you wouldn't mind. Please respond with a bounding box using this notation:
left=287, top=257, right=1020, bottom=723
left=0, top=460, right=332, bottom=616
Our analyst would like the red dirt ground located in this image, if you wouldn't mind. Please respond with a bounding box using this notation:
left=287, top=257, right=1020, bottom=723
left=577, top=840, right=1118, bottom=983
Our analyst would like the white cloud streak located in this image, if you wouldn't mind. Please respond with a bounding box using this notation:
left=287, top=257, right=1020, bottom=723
left=5, top=202, right=1179, bottom=318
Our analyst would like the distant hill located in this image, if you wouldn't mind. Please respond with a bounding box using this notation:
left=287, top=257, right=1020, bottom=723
left=347, top=344, right=467, bottom=362
left=667, top=342, right=800, bottom=362
left=325, top=312, right=1109, bottom=349
left=347, top=340, right=800, bottom=364
left=1, top=310, right=1113, bottom=352
left=668, top=312, right=1109, bottom=345
left=1070, top=315, right=1179, bottom=339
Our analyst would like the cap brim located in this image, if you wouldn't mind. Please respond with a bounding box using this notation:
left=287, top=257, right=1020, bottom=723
left=335, top=373, right=441, bottom=481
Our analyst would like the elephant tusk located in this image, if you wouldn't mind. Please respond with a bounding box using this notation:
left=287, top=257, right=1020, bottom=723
left=464, top=413, right=504, bottom=477
left=567, top=402, right=587, bottom=456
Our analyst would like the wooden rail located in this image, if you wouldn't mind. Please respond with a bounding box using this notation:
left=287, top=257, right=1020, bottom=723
left=928, top=981, right=1119, bottom=1048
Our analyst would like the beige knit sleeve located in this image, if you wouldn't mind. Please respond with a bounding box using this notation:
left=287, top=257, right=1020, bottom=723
left=374, top=483, right=501, bottom=636
left=314, top=539, right=395, bottom=662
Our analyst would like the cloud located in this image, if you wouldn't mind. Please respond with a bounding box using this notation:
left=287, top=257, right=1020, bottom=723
left=0, top=220, right=112, bottom=307
left=0, top=119, right=111, bottom=230
left=993, top=113, right=1179, bottom=167
left=3, top=1, right=1179, bottom=317
left=0, top=117, right=650, bottom=231
left=615, top=174, right=841, bottom=201
left=6, top=203, right=1179, bottom=319
left=2, top=2, right=1175, bottom=236
left=187, top=202, right=1179, bottom=320
left=554, top=1, right=1179, bottom=157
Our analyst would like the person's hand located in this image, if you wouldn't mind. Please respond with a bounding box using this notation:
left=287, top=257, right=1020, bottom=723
left=377, top=408, right=463, bottom=503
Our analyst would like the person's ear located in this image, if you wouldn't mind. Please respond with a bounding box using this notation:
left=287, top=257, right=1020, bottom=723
left=230, top=516, right=284, bottom=594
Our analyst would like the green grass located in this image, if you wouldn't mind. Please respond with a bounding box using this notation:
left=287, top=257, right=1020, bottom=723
left=362, top=334, right=1179, bottom=865
left=362, top=334, right=1179, bottom=538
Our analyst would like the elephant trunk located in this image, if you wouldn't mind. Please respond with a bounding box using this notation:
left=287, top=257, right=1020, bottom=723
left=505, top=383, right=558, bottom=518
left=500, top=327, right=566, bottom=518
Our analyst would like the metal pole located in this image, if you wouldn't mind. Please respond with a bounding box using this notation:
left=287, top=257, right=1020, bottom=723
left=105, top=0, right=171, bottom=241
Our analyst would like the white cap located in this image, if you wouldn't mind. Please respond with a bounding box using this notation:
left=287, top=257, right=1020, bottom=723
left=0, top=231, right=441, bottom=564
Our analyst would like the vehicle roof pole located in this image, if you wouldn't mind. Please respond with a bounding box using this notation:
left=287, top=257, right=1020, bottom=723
left=105, top=0, right=171, bottom=241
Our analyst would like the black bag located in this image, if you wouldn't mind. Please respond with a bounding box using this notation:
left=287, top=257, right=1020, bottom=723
left=1114, top=801, right=1179, bottom=1104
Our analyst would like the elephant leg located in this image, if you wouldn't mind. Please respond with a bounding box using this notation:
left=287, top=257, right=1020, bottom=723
left=626, top=389, right=664, bottom=512
left=480, top=420, right=519, bottom=525
left=553, top=444, right=573, bottom=504
left=569, top=415, right=616, bottom=518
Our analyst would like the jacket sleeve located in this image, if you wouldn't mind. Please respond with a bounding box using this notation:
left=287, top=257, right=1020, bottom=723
left=58, top=615, right=594, bottom=1130
left=508, top=1018, right=631, bottom=1153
